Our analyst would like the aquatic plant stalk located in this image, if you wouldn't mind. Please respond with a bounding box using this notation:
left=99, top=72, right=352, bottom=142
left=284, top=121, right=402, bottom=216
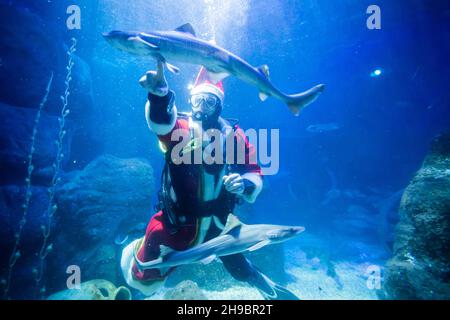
left=1, top=73, right=54, bottom=299
left=34, top=38, right=77, bottom=299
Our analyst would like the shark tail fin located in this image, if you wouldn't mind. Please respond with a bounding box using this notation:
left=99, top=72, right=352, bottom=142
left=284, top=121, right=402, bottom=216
left=286, top=84, right=325, bottom=116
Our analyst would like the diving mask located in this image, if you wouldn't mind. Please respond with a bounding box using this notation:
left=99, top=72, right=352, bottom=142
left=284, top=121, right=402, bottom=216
left=190, top=93, right=221, bottom=116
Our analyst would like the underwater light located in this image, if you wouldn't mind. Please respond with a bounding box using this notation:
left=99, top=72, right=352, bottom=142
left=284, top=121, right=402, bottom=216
left=187, top=83, right=194, bottom=90
left=371, top=68, right=383, bottom=77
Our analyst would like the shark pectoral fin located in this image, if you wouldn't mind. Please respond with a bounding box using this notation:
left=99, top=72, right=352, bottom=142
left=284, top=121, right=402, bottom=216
left=165, top=62, right=180, bottom=74
left=248, top=240, right=271, bottom=252
left=200, top=255, right=217, bottom=265
left=205, top=69, right=229, bottom=84
left=174, top=23, right=197, bottom=37
left=259, top=92, right=269, bottom=102
left=129, top=36, right=159, bottom=49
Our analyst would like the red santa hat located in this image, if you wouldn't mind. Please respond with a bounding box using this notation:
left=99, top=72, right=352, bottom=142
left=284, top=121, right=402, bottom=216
left=190, top=67, right=225, bottom=104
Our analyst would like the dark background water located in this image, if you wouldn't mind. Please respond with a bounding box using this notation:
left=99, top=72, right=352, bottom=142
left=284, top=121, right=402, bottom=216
left=1, top=0, right=450, bottom=298
left=78, top=0, right=450, bottom=252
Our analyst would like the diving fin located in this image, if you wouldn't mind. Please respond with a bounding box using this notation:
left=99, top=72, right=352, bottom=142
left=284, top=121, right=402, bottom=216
left=247, top=263, right=300, bottom=300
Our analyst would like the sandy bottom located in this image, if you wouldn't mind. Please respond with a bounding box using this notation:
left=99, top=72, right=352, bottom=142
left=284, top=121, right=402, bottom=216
left=148, top=261, right=380, bottom=300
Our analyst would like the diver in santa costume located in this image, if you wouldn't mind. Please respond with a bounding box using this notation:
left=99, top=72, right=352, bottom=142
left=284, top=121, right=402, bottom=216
left=121, top=61, right=299, bottom=300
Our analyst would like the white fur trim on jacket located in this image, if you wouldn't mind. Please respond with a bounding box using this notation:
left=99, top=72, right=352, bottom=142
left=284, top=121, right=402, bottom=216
left=241, top=172, right=263, bottom=204
left=121, top=239, right=165, bottom=296
left=145, top=100, right=177, bottom=136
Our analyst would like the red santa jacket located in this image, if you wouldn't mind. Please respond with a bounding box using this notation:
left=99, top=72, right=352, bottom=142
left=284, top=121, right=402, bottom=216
left=145, top=91, right=263, bottom=221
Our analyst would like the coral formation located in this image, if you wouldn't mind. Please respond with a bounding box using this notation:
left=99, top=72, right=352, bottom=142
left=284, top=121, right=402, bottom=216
left=47, top=279, right=131, bottom=300
left=163, top=280, right=208, bottom=300
left=45, top=155, right=154, bottom=293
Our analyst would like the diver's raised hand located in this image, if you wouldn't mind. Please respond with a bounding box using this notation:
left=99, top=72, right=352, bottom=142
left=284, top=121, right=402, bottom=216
left=223, top=173, right=245, bottom=195
left=139, top=60, right=168, bottom=97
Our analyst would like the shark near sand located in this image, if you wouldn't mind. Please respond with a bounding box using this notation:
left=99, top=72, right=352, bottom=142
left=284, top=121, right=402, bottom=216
left=103, top=23, right=325, bottom=116
left=133, top=214, right=305, bottom=270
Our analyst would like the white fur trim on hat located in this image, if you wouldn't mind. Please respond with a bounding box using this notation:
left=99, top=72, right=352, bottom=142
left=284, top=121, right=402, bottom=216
left=190, top=83, right=224, bottom=103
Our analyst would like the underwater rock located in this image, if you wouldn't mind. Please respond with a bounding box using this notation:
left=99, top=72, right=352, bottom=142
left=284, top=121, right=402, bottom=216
left=46, top=155, right=154, bottom=292
left=0, top=3, right=98, bottom=172
left=55, top=154, right=154, bottom=243
left=0, top=102, right=73, bottom=186
left=163, top=280, right=208, bottom=300
left=167, top=260, right=232, bottom=291
left=0, top=185, right=51, bottom=252
left=384, top=132, right=450, bottom=299
left=0, top=2, right=63, bottom=109
left=47, top=279, right=132, bottom=300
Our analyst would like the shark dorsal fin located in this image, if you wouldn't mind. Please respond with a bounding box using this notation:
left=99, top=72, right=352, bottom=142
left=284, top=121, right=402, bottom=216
left=175, top=23, right=196, bottom=37
left=220, top=214, right=243, bottom=236
left=159, top=245, right=175, bottom=258
left=258, top=65, right=270, bottom=79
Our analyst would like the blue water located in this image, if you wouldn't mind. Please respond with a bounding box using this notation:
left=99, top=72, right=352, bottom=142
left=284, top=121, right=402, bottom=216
left=1, top=0, right=449, bottom=299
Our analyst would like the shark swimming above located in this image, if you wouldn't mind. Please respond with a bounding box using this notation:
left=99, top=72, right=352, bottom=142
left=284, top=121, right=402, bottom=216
left=103, top=23, right=325, bottom=116
left=133, top=214, right=305, bottom=271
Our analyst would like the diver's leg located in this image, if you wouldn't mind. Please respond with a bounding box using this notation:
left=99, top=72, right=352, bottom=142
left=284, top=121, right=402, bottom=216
left=121, top=210, right=197, bottom=296
left=220, top=254, right=300, bottom=300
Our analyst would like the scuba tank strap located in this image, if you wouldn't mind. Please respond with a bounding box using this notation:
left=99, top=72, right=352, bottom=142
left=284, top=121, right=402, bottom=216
left=157, top=162, right=179, bottom=234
